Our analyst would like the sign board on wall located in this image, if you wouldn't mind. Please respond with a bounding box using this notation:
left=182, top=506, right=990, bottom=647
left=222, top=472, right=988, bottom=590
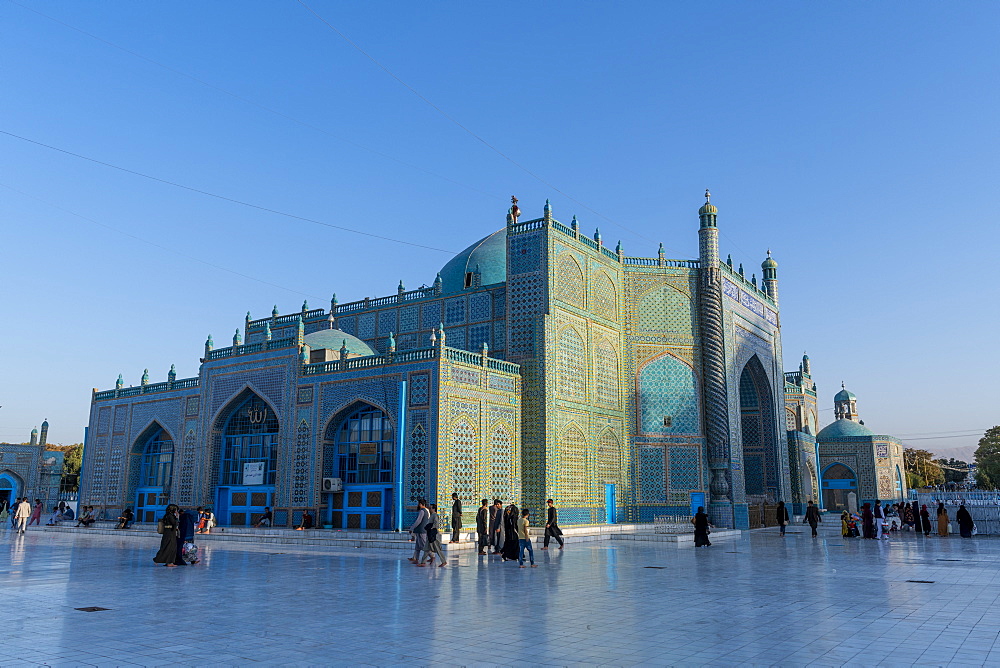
left=243, top=462, right=265, bottom=485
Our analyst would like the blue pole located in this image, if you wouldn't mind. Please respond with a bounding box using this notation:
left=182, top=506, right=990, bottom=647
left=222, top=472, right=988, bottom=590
left=395, top=380, right=407, bottom=531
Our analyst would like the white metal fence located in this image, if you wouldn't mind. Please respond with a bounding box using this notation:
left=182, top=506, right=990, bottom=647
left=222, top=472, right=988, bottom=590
left=910, top=491, right=1000, bottom=535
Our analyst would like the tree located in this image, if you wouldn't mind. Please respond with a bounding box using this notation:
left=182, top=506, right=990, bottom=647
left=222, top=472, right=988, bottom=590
left=904, top=448, right=944, bottom=487
left=934, top=457, right=971, bottom=484
left=974, top=427, right=1000, bottom=490
left=59, top=443, right=83, bottom=492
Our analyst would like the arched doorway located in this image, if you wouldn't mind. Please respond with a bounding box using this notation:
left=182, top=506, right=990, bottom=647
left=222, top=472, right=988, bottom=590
left=215, top=393, right=279, bottom=527
left=132, top=425, right=173, bottom=523
left=0, top=471, right=23, bottom=511
left=323, top=403, right=395, bottom=530
left=822, top=463, right=857, bottom=511
left=739, top=356, right=779, bottom=502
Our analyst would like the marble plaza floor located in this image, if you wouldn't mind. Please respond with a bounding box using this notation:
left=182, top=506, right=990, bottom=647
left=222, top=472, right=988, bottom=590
left=2, top=524, right=1000, bottom=667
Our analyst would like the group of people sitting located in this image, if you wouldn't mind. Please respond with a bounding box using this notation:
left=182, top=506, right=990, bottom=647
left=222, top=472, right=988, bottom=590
left=75, top=506, right=97, bottom=527
left=840, top=500, right=977, bottom=539
left=45, top=502, right=75, bottom=525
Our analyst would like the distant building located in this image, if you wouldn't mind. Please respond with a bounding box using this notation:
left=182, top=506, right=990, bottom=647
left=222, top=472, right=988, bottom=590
left=816, top=386, right=907, bottom=510
left=0, top=420, right=64, bottom=510
left=784, top=354, right=819, bottom=514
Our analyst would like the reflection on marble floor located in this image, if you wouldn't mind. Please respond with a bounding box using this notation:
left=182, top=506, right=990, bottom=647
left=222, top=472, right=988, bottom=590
left=1, top=524, right=999, bottom=666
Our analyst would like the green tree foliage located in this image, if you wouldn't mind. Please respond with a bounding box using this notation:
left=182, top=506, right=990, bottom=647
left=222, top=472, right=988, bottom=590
left=46, top=443, right=83, bottom=492
left=974, top=427, right=1000, bottom=490
left=934, top=457, right=970, bottom=484
left=904, top=448, right=944, bottom=487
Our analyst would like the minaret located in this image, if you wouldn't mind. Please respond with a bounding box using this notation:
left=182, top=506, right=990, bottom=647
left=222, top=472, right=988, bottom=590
left=30, top=427, right=38, bottom=448
left=834, top=383, right=859, bottom=421
left=696, top=190, right=733, bottom=523
left=761, top=250, right=779, bottom=305
left=39, top=419, right=49, bottom=448
left=801, top=352, right=811, bottom=376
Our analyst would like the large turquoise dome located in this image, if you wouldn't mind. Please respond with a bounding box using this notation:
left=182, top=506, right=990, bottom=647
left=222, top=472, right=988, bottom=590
left=303, top=329, right=374, bottom=357
left=438, top=229, right=506, bottom=294
left=816, top=419, right=873, bottom=440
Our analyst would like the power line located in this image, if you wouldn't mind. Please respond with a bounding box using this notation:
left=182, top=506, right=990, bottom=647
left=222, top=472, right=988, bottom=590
left=901, top=434, right=983, bottom=441
left=896, top=428, right=990, bottom=437
left=295, top=0, right=686, bottom=256
left=0, top=181, right=321, bottom=299
left=0, top=130, right=456, bottom=254
left=6, top=0, right=503, bottom=204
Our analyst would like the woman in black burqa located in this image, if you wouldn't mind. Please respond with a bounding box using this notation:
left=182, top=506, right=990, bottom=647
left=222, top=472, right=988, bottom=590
left=956, top=504, right=974, bottom=538
left=153, top=504, right=183, bottom=567
left=501, top=503, right=520, bottom=561
left=693, top=506, right=712, bottom=547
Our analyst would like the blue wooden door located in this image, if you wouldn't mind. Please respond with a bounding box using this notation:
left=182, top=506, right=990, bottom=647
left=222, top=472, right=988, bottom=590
left=690, top=492, right=706, bottom=516
left=605, top=484, right=617, bottom=523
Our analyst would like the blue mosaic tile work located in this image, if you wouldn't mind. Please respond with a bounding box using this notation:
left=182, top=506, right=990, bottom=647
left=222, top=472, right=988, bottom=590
left=508, top=274, right=543, bottom=357
left=113, top=405, right=128, bottom=433
left=445, top=297, right=466, bottom=326
left=468, top=323, right=490, bottom=351
left=669, top=447, right=701, bottom=491
left=638, top=446, right=666, bottom=502
left=339, top=316, right=356, bottom=336
left=492, top=321, right=506, bottom=350
left=445, top=328, right=466, bottom=350
left=421, top=301, right=442, bottom=329
left=493, top=289, right=506, bottom=319
left=409, top=373, right=429, bottom=406
left=638, top=354, right=699, bottom=435
left=470, top=292, right=491, bottom=322
left=358, top=313, right=376, bottom=339
left=509, top=234, right=540, bottom=274
left=378, top=310, right=397, bottom=336
left=399, top=306, right=419, bottom=333
left=97, top=407, right=111, bottom=434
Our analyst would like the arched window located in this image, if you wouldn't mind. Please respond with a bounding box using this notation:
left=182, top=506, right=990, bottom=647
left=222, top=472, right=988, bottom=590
left=332, top=405, right=394, bottom=484
left=592, top=272, right=617, bottom=320
left=221, top=395, right=279, bottom=486
left=140, top=428, right=174, bottom=488
left=638, top=354, right=699, bottom=434
left=555, top=253, right=585, bottom=307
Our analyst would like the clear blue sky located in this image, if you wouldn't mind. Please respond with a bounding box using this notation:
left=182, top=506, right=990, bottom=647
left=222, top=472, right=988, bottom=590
left=2, top=1, right=997, bottom=454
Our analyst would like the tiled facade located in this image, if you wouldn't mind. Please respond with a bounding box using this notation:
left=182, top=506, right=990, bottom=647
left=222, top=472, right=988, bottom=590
left=81, top=195, right=791, bottom=529
left=784, top=356, right=820, bottom=514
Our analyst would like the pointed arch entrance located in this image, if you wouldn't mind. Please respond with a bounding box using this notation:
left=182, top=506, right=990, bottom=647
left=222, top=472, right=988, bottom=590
left=0, top=470, right=24, bottom=510
left=739, top=356, right=780, bottom=503
left=822, top=463, right=857, bottom=511
left=213, top=392, right=279, bottom=527
left=322, top=402, right=396, bottom=530
left=130, top=423, right=174, bottom=523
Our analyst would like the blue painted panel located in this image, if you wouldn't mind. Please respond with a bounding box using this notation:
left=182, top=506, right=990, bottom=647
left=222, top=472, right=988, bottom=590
left=690, top=492, right=706, bottom=515
left=605, top=484, right=617, bottom=523
left=823, top=480, right=856, bottom=489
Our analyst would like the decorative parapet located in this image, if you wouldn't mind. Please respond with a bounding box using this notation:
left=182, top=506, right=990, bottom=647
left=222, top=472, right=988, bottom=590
left=93, top=376, right=199, bottom=402
left=301, top=345, right=521, bottom=377
left=719, top=260, right=775, bottom=307
left=206, top=337, right=296, bottom=360
left=623, top=256, right=700, bottom=269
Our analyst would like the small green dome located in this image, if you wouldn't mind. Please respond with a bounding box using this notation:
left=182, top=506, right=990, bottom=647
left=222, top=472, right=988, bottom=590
left=699, top=189, right=717, bottom=215
left=834, top=388, right=856, bottom=402
left=438, top=229, right=507, bottom=294
left=817, top=419, right=873, bottom=440
left=303, top=329, right=374, bottom=357
left=761, top=253, right=777, bottom=270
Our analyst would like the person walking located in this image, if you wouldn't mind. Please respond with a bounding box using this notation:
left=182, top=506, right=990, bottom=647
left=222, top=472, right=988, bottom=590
left=956, top=504, right=974, bottom=538
left=874, top=500, right=887, bottom=539
left=422, top=503, right=448, bottom=567
left=543, top=499, right=564, bottom=549
left=153, top=505, right=182, bottom=567
left=475, top=499, right=490, bottom=555
left=804, top=500, right=821, bottom=537
left=936, top=503, right=949, bottom=537
left=776, top=501, right=789, bottom=537
left=28, top=500, right=43, bottom=527
left=408, top=499, right=431, bottom=566
left=490, top=499, right=505, bottom=554
left=13, top=497, right=31, bottom=534
left=920, top=504, right=932, bottom=536
left=692, top=506, right=712, bottom=547
left=501, top=503, right=520, bottom=562
left=516, top=508, right=536, bottom=568
left=449, top=493, right=462, bottom=544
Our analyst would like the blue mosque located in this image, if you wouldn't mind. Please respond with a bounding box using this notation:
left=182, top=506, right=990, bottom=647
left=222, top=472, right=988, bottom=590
left=81, top=193, right=799, bottom=530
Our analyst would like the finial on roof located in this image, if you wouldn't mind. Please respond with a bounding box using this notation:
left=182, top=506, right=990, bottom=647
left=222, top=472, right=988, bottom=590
left=115, top=374, right=123, bottom=390
left=302, top=300, right=308, bottom=312
left=615, top=240, right=622, bottom=255
left=246, top=310, right=251, bottom=322
left=594, top=227, right=602, bottom=244
left=168, top=364, right=177, bottom=382
left=272, top=304, right=279, bottom=317
left=141, top=368, right=149, bottom=385
left=738, top=263, right=744, bottom=276
left=705, top=189, right=711, bottom=202
left=699, top=189, right=718, bottom=216
left=510, top=195, right=520, bottom=220
left=264, top=322, right=272, bottom=341
left=544, top=198, right=552, bottom=216
left=571, top=215, right=579, bottom=231
left=726, top=254, right=733, bottom=267
left=331, top=293, right=338, bottom=307
left=398, top=279, right=405, bottom=292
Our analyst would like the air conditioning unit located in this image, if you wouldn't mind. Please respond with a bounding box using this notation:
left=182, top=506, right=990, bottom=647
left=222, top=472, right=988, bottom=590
left=322, top=477, right=343, bottom=493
